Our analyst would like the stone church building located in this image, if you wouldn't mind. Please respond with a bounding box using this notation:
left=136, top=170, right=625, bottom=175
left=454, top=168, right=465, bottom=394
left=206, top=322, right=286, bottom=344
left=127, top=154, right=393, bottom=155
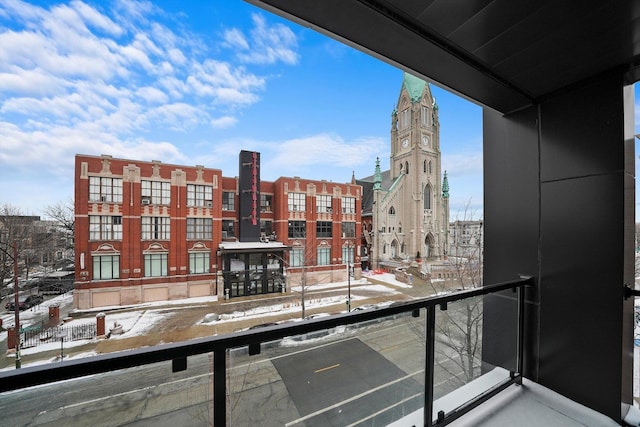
left=359, top=73, right=450, bottom=269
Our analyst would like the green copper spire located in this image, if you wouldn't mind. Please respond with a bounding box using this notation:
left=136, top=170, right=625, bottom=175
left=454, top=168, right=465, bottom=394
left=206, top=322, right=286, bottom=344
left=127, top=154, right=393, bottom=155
left=373, top=157, right=382, bottom=190
left=442, top=171, right=449, bottom=198
left=403, top=73, right=427, bottom=103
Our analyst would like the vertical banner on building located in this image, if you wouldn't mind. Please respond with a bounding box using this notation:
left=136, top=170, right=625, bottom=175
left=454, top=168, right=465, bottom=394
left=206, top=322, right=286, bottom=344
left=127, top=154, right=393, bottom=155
left=238, top=150, right=261, bottom=242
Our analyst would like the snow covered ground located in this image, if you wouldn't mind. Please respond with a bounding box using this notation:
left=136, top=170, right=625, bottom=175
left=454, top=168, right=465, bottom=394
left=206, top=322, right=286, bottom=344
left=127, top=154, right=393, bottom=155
left=0, top=273, right=407, bottom=370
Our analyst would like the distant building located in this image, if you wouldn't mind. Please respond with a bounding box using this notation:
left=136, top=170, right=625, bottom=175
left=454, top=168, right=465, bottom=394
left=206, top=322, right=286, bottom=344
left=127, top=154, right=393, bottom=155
left=0, top=215, right=70, bottom=275
left=359, top=73, right=449, bottom=269
left=449, top=220, right=483, bottom=259
left=73, top=152, right=361, bottom=309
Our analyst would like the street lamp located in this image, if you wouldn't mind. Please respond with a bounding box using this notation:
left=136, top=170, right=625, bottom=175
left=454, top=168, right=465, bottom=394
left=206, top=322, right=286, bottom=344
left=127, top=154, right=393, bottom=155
left=346, top=241, right=354, bottom=312
left=1, top=241, right=21, bottom=368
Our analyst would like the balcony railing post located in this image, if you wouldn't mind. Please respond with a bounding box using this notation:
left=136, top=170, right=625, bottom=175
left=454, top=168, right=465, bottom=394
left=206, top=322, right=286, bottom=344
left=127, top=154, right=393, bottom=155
left=213, top=349, right=227, bottom=426
left=516, top=276, right=530, bottom=384
left=425, top=306, right=435, bottom=426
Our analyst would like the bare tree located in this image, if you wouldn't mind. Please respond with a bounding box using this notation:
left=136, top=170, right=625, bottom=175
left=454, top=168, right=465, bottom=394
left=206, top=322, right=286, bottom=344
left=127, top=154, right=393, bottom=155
left=43, top=200, right=74, bottom=236
left=43, top=199, right=75, bottom=256
left=0, top=204, right=34, bottom=296
left=430, top=201, right=484, bottom=387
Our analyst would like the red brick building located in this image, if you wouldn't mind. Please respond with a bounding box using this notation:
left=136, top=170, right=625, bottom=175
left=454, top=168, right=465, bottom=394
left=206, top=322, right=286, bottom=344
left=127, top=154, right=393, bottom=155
left=74, top=153, right=361, bottom=309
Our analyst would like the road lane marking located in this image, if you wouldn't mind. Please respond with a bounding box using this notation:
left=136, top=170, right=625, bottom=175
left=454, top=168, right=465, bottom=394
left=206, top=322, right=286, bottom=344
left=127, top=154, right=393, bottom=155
left=314, top=363, right=340, bottom=373
left=285, top=369, right=424, bottom=426
left=345, top=392, right=422, bottom=427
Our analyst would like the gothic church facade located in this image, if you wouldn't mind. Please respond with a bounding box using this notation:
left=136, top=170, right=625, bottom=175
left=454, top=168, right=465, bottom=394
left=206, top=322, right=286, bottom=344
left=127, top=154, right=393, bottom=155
left=359, top=73, right=449, bottom=268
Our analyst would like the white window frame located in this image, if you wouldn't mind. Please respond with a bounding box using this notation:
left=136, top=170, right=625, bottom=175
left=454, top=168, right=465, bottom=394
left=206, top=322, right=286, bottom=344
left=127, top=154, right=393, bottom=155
left=288, top=192, right=306, bottom=212
left=89, top=215, right=123, bottom=240
left=187, top=184, right=213, bottom=207
left=342, top=197, right=356, bottom=214
left=141, top=180, right=171, bottom=205
left=89, top=176, right=123, bottom=203
left=316, top=194, right=332, bottom=213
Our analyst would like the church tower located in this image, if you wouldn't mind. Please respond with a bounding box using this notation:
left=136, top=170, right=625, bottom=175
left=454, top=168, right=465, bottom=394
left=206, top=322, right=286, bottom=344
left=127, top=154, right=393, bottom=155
left=363, top=73, right=449, bottom=266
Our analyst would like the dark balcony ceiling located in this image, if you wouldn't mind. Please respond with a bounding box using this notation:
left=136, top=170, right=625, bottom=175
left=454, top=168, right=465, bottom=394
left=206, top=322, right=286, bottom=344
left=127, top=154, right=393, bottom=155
left=246, top=0, right=640, bottom=114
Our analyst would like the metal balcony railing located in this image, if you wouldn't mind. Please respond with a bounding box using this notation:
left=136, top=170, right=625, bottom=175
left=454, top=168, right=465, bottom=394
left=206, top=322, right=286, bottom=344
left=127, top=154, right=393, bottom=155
left=0, top=276, right=532, bottom=426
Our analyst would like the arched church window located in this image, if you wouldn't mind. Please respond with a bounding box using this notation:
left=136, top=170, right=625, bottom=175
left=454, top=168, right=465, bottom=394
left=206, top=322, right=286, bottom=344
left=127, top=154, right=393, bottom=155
left=422, top=106, right=430, bottom=126
left=428, top=161, right=432, bottom=175
left=388, top=206, right=395, bottom=215
left=424, top=184, right=431, bottom=210
left=400, top=108, right=410, bottom=129
left=423, top=160, right=427, bottom=173
left=405, top=161, right=409, bottom=174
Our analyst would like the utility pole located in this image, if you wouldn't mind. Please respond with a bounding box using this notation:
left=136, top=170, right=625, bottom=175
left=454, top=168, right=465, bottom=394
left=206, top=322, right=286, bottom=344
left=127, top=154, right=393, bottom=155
left=13, top=241, right=21, bottom=369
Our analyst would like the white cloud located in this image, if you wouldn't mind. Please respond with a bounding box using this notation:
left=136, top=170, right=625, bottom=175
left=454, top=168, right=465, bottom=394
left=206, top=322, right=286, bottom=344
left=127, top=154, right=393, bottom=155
left=261, top=134, right=385, bottom=179
left=71, top=0, right=123, bottom=36
left=0, top=1, right=302, bottom=214
left=225, top=13, right=299, bottom=65
left=210, top=116, right=237, bottom=129
left=135, top=86, right=168, bottom=104
left=0, top=68, right=68, bottom=97
left=223, top=28, right=249, bottom=50
left=442, top=151, right=483, bottom=176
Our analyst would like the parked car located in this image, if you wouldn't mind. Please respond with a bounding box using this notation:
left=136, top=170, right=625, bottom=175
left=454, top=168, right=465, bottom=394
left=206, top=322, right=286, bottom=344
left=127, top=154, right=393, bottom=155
left=6, top=294, right=44, bottom=311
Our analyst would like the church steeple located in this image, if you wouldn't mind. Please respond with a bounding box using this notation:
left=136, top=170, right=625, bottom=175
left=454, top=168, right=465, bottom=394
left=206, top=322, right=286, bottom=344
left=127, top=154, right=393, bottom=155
left=442, top=171, right=449, bottom=198
left=373, top=157, right=382, bottom=190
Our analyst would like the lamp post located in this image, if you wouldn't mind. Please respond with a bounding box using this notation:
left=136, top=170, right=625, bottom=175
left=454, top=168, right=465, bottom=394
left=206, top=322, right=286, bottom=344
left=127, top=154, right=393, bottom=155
left=346, top=240, right=354, bottom=312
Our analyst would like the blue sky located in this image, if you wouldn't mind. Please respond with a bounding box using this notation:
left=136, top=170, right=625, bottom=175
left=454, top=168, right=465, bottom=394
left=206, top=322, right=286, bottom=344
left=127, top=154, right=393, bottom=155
left=0, top=1, right=636, bottom=221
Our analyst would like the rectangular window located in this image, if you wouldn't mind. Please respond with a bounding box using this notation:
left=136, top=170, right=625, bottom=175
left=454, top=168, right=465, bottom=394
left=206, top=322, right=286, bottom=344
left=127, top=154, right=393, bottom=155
left=222, top=220, right=235, bottom=239
left=342, top=246, right=355, bottom=264
left=89, top=176, right=123, bottom=203
left=222, top=191, right=235, bottom=211
left=260, top=220, right=273, bottom=236
left=290, top=248, right=304, bottom=267
left=316, top=194, right=332, bottom=213
left=187, top=184, right=213, bottom=207
left=342, top=222, right=356, bottom=238
left=186, top=218, right=212, bottom=240
left=141, top=180, right=171, bottom=205
left=342, top=197, right=356, bottom=214
left=93, top=255, right=119, bottom=280
left=317, top=221, right=332, bottom=238
left=317, top=247, right=331, bottom=266
left=288, top=220, right=306, bottom=238
left=288, top=192, right=306, bottom=212
left=89, top=215, right=123, bottom=240
left=141, top=216, right=170, bottom=240
left=260, top=194, right=273, bottom=212
left=144, top=253, right=167, bottom=277
left=189, top=252, right=210, bottom=274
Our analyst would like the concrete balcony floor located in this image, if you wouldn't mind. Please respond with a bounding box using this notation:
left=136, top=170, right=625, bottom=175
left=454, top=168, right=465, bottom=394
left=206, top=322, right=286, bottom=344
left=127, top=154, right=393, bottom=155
left=450, top=379, right=620, bottom=427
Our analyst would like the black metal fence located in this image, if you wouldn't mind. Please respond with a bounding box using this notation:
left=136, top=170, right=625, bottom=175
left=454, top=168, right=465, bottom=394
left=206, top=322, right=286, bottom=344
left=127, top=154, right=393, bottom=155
left=21, top=322, right=96, bottom=349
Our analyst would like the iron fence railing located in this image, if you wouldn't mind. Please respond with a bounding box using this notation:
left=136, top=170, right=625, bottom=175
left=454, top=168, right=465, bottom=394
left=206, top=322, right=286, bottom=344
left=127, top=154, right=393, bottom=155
left=0, top=276, right=532, bottom=426
left=21, top=323, right=96, bottom=349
